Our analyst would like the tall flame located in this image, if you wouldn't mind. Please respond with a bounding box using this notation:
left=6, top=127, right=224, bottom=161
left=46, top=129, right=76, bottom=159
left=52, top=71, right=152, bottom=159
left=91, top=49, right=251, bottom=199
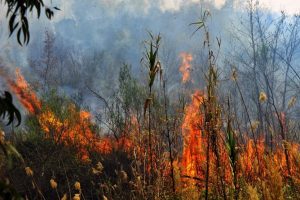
left=180, top=90, right=300, bottom=190
left=6, top=68, right=41, bottom=114
left=181, top=90, right=205, bottom=178
left=179, top=52, right=193, bottom=83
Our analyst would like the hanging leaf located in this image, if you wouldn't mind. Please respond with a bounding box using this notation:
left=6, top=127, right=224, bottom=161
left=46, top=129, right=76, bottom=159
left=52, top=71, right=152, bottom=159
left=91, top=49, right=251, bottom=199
left=5, top=0, right=59, bottom=45
left=45, top=8, right=54, bottom=19
left=0, top=91, right=21, bottom=126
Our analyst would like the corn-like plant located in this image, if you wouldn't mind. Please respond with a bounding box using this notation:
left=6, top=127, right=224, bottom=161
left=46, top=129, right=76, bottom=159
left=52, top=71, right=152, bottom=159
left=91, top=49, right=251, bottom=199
left=143, top=32, right=162, bottom=183
left=191, top=10, right=228, bottom=200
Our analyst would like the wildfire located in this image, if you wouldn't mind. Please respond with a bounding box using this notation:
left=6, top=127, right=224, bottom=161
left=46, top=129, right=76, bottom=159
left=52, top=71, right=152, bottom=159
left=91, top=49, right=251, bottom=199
left=6, top=68, right=41, bottom=114
left=179, top=90, right=300, bottom=190
left=3, top=68, right=300, bottom=190
left=180, top=90, right=232, bottom=186
left=38, top=104, right=96, bottom=160
left=38, top=103, right=136, bottom=160
left=181, top=90, right=205, bottom=178
left=2, top=68, right=134, bottom=161
left=179, top=52, right=193, bottom=83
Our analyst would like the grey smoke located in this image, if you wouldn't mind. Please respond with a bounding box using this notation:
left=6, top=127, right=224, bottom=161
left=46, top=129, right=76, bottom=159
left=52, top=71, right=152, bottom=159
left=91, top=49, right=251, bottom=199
left=0, top=0, right=297, bottom=113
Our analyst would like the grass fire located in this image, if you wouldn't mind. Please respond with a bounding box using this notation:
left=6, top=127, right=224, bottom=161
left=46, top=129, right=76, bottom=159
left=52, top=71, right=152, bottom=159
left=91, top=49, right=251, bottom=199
left=1, top=0, right=300, bottom=200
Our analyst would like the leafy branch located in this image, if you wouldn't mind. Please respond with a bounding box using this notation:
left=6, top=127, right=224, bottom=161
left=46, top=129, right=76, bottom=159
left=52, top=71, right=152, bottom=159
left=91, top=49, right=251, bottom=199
left=2, top=0, right=59, bottom=45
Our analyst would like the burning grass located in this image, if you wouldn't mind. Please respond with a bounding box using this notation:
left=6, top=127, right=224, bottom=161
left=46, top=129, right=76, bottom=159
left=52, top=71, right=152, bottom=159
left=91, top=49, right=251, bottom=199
left=1, top=46, right=300, bottom=200
left=5, top=69, right=135, bottom=161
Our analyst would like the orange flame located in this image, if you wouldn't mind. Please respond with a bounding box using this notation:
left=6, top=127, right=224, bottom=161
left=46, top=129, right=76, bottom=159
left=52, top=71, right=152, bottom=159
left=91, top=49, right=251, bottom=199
left=2, top=68, right=134, bottom=161
left=37, top=104, right=99, bottom=160
left=179, top=52, right=193, bottom=83
left=181, top=90, right=206, bottom=180
left=4, top=68, right=300, bottom=187
left=6, top=68, right=41, bottom=114
left=38, top=103, right=135, bottom=161
left=180, top=90, right=300, bottom=189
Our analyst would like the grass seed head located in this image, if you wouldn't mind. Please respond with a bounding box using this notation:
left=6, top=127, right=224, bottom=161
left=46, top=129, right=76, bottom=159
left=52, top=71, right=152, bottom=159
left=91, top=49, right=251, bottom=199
left=61, top=194, right=67, bottom=200
left=74, top=181, right=81, bottom=190
left=118, top=170, right=128, bottom=182
left=259, top=91, right=267, bottom=103
left=50, top=178, right=58, bottom=189
left=25, top=167, right=34, bottom=176
left=73, top=193, right=80, bottom=200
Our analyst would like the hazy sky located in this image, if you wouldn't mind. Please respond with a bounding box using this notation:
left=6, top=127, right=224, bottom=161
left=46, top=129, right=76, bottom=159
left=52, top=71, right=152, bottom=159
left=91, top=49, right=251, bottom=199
left=53, top=0, right=300, bottom=17
left=0, top=0, right=299, bottom=110
left=0, top=0, right=299, bottom=66
left=0, top=1, right=299, bottom=24
left=242, top=0, right=300, bottom=15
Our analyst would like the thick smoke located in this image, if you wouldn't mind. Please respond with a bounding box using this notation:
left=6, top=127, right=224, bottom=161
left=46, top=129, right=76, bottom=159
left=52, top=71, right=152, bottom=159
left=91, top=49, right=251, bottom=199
left=0, top=0, right=299, bottom=112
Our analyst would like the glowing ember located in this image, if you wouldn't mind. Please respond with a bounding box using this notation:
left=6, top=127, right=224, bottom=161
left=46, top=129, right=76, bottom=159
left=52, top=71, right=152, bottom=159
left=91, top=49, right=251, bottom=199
left=179, top=52, right=193, bottom=83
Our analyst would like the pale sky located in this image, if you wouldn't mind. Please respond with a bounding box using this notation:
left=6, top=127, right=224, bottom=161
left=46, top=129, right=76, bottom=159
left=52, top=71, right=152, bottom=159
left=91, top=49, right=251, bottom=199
left=106, top=0, right=300, bottom=15
left=54, top=0, right=300, bottom=16
left=240, top=0, right=300, bottom=15
left=157, top=0, right=300, bottom=14
left=1, top=0, right=299, bottom=23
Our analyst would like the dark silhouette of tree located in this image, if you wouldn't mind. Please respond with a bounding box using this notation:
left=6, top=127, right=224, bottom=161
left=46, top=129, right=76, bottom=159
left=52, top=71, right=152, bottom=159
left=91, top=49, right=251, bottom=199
left=0, top=91, right=21, bottom=126
left=1, top=0, right=59, bottom=45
